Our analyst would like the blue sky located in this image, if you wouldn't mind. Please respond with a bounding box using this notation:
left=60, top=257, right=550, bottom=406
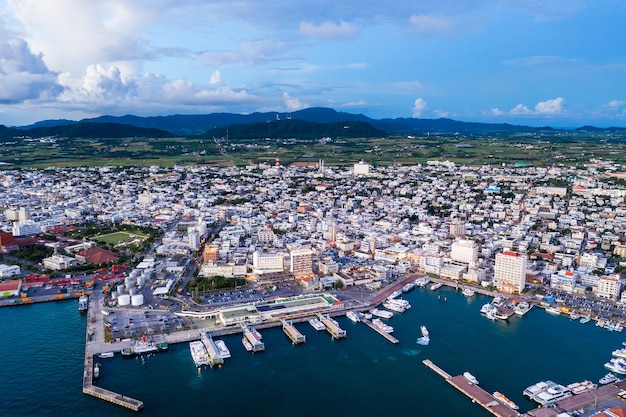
left=0, top=0, right=625, bottom=127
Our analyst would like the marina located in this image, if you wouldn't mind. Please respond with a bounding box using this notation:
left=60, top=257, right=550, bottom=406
left=361, top=318, right=399, bottom=344
left=318, top=313, right=346, bottom=339
left=281, top=319, right=306, bottom=345
left=241, top=325, right=265, bottom=352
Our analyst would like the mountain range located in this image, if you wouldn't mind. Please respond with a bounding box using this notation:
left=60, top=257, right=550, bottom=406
left=5, top=107, right=626, bottom=139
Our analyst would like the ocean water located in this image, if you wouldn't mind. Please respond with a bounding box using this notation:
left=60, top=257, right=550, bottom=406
left=1, top=287, right=623, bottom=417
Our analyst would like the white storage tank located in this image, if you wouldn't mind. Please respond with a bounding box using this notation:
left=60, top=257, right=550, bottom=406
left=125, top=277, right=135, bottom=291
left=111, top=290, right=118, bottom=300
left=129, top=288, right=136, bottom=297
left=117, top=285, right=125, bottom=294
left=131, top=294, right=144, bottom=306
left=118, top=294, right=131, bottom=306
left=137, top=275, right=146, bottom=288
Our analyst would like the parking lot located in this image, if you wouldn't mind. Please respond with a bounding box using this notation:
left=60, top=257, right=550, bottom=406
left=104, top=309, right=193, bottom=341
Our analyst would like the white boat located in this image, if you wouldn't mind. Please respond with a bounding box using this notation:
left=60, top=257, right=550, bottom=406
left=430, top=282, right=443, bottom=291
left=402, top=282, right=415, bottom=293
left=98, top=352, right=114, bottom=359
left=189, top=340, right=210, bottom=367
left=599, top=372, right=618, bottom=385
left=567, top=380, right=597, bottom=395
left=492, top=296, right=504, bottom=307
left=242, top=337, right=253, bottom=352
left=372, top=318, right=394, bottom=333
left=389, top=290, right=403, bottom=299
left=414, top=277, right=430, bottom=287
left=346, top=311, right=360, bottom=323
left=523, top=380, right=557, bottom=398
left=215, top=340, right=231, bottom=359
left=93, top=363, right=101, bottom=379
left=579, top=316, right=591, bottom=324
left=383, top=300, right=406, bottom=313
left=386, top=298, right=411, bottom=309
left=604, top=358, right=626, bottom=374
left=480, top=303, right=495, bottom=314
left=309, top=318, right=325, bottom=331
left=514, top=301, right=533, bottom=316
left=545, top=306, right=561, bottom=315
left=462, top=288, right=475, bottom=297
left=613, top=347, right=626, bottom=359
left=493, top=391, right=518, bottom=410
left=531, top=384, right=572, bottom=405
left=485, top=309, right=497, bottom=321
left=78, top=295, right=88, bottom=312
left=463, top=371, right=479, bottom=385
left=420, top=325, right=429, bottom=338
left=569, top=312, right=580, bottom=320
left=370, top=308, right=393, bottom=319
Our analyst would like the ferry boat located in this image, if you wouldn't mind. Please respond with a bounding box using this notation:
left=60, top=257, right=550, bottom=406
left=414, top=277, right=430, bottom=287
left=567, top=380, right=597, bottom=395
left=370, top=308, right=393, bottom=319
left=215, top=340, right=231, bottom=359
left=523, top=380, right=557, bottom=398
left=514, top=301, right=533, bottom=316
left=189, top=340, right=210, bottom=367
left=98, top=352, right=114, bottom=359
left=599, top=372, right=619, bottom=385
left=531, top=384, right=572, bottom=405
left=430, top=282, right=443, bottom=291
left=462, top=288, right=475, bottom=297
left=346, top=311, right=360, bottom=323
left=463, top=371, right=479, bottom=385
left=604, top=357, right=626, bottom=374
left=382, top=300, right=406, bottom=313
left=493, top=391, right=518, bottom=410
left=371, top=318, right=394, bottom=333
left=122, top=334, right=168, bottom=357
left=93, top=363, right=101, bottom=380
left=78, top=295, right=88, bottom=312
left=309, top=317, right=325, bottom=331
left=545, top=306, right=561, bottom=315
left=613, top=347, right=626, bottom=359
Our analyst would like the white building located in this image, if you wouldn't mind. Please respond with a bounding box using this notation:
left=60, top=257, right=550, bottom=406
left=353, top=161, right=370, bottom=176
left=595, top=275, right=621, bottom=300
left=252, top=251, right=284, bottom=274
left=450, top=239, right=478, bottom=264
left=0, top=264, right=20, bottom=278
left=494, top=250, right=527, bottom=294
left=42, top=254, right=77, bottom=271
left=290, top=248, right=313, bottom=277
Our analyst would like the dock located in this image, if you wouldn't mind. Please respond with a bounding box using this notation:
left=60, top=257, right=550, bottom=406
left=281, top=319, right=306, bottom=344
left=362, top=319, right=399, bottom=344
left=242, top=325, right=265, bottom=352
left=318, top=313, right=346, bottom=339
left=423, top=359, right=519, bottom=417
left=201, top=333, right=225, bottom=366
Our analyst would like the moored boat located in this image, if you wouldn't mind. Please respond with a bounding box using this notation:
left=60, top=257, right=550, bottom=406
left=531, top=384, right=572, bottom=405
left=189, top=340, right=210, bottom=367
left=382, top=300, right=406, bottom=313
left=93, top=363, right=101, bottom=379
left=78, top=295, right=88, bottom=312
left=414, top=277, right=430, bottom=287
left=523, top=380, right=557, bottom=398
left=599, top=372, right=618, bottom=385
left=372, top=318, right=394, bottom=333
left=493, top=391, right=518, bottom=410
left=579, top=316, right=591, bottom=324
left=370, top=308, right=393, bottom=319
left=613, top=347, right=626, bottom=359
left=514, top=301, right=533, bottom=316
left=462, top=288, right=475, bottom=297
left=430, top=282, right=443, bottom=291
left=346, top=311, right=360, bottom=323
left=98, top=352, right=114, bottom=359
left=604, top=357, right=626, bottom=374
left=567, top=380, right=597, bottom=395
left=463, top=371, right=479, bottom=385
left=214, top=340, right=231, bottom=359
left=545, top=306, right=561, bottom=315
left=309, top=317, right=325, bottom=331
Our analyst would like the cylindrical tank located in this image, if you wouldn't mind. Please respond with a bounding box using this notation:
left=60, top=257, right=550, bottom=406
left=129, top=288, right=136, bottom=296
left=130, top=270, right=139, bottom=279
left=111, top=291, right=118, bottom=300
left=117, top=285, right=125, bottom=294
left=137, top=275, right=146, bottom=288
left=118, top=294, right=131, bottom=306
left=131, top=294, right=144, bottom=306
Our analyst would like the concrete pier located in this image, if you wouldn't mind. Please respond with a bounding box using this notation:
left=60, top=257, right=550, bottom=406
left=362, top=319, right=399, bottom=344
left=318, top=313, right=346, bottom=339
left=201, top=333, right=225, bottom=366
left=281, top=319, right=306, bottom=344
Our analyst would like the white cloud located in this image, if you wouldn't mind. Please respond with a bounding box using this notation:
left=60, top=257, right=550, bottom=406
left=434, top=110, right=451, bottom=118
left=534, top=97, right=565, bottom=114
left=299, top=20, right=360, bottom=40
left=503, top=55, right=580, bottom=67
left=0, top=38, right=62, bottom=103
left=282, top=92, right=307, bottom=111
left=490, top=108, right=504, bottom=116
left=408, top=14, right=454, bottom=35
left=209, top=70, right=221, bottom=85
left=412, top=98, right=427, bottom=117
left=510, top=104, right=532, bottom=115
left=606, top=100, right=625, bottom=108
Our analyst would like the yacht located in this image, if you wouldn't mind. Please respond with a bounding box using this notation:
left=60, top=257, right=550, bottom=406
left=462, top=288, right=475, bottom=297
left=414, top=277, right=430, bottom=287
left=599, top=372, right=619, bottom=385
left=613, top=347, right=626, bottom=359
left=531, top=384, right=572, bottom=405
left=463, top=372, right=479, bottom=385
left=604, top=358, right=626, bottom=374
left=389, top=290, right=403, bottom=299
left=420, top=325, right=429, bottom=338
left=215, top=340, right=231, bottom=359
left=485, top=309, right=497, bottom=321
left=480, top=303, right=495, bottom=314
left=492, top=296, right=504, bottom=307
left=370, top=308, right=393, bottom=319
left=372, top=318, right=394, bottom=333
left=579, top=316, right=591, bottom=324
left=402, top=282, right=415, bottom=293
left=545, top=306, right=561, bottom=315
left=430, top=282, right=443, bottom=291
left=493, top=310, right=510, bottom=320
left=189, top=340, right=210, bottom=367
left=383, top=300, right=406, bottom=313
left=309, top=317, right=325, bottom=331
left=346, top=311, right=361, bottom=323
left=514, top=301, right=533, bottom=316
left=523, top=380, right=557, bottom=398
left=493, top=391, right=518, bottom=410
left=567, top=380, right=597, bottom=395
left=98, top=352, right=114, bottom=359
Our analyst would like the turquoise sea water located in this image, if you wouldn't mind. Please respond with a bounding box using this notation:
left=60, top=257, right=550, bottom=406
left=1, top=287, right=623, bottom=417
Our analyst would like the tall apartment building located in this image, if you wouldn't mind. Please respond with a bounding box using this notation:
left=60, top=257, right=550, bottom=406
left=252, top=251, right=284, bottom=274
left=257, top=227, right=275, bottom=245
left=596, top=275, right=621, bottom=300
left=203, top=244, right=219, bottom=264
left=494, top=250, right=527, bottom=294
left=290, top=248, right=313, bottom=277
left=450, top=239, right=478, bottom=264
left=449, top=220, right=466, bottom=238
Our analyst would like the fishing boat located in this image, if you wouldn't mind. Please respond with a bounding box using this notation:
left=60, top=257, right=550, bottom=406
left=93, top=363, right=101, bottom=380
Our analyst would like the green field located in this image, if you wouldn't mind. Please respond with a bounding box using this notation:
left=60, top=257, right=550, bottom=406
left=94, top=232, right=147, bottom=247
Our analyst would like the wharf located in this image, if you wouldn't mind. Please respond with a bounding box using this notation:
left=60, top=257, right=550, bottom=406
left=318, top=313, right=347, bottom=339
left=362, top=319, right=399, bottom=344
left=242, top=325, right=265, bottom=352
left=281, top=319, right=306, bottom=344
left=423, top=359, right=519, bottom=417
left=201, top=333, right=225, bottom=366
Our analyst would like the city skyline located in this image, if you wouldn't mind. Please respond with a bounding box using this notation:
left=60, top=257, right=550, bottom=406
left=1, top=0, right=625, bottom=128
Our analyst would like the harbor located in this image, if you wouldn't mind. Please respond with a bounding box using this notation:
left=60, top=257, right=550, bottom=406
left=282, top=319, right=306, bottom=345
left=361, top=318, right=399, bottom=344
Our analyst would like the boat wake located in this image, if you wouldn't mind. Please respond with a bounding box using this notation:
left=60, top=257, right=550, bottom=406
left=402, top=348, right=422, bottom=356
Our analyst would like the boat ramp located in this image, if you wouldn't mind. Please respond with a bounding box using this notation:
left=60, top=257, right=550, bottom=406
left=422, top=359, right=519, bottom=417
left=281, top=319, right=306, bottom=344
left=318, top=313, right=346, bottom=339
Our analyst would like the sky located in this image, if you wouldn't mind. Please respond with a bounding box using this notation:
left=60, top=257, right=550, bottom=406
left=0, top=0, right=625, bottom=128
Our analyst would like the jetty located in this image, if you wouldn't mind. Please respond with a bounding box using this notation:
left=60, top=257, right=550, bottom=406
left=281, top=319, right=306, bottom=344
left=318, top=313, right=346, bottom=339
left=423, top=359, right=519, bottom=417
left=242, top=325, right=265, bottom=352
left=362, top=319, right=399, bottom=344
left=200, top=333, right=225, bottom=366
